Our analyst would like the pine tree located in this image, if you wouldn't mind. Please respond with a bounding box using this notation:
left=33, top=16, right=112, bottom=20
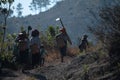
left=16, top=3, right=23, bottom=17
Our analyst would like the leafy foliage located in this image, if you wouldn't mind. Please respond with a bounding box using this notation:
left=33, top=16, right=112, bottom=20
left=0, top=0, right=16, bottom=65
left=29, top=0, right=51, bottom=13
left=48, top=26, right=56, bottom=37
left=0, top=33, right=16, bottom=68
left=40, top=26, right=59, bottom=48
left=0, top=0, right=14, bottom=16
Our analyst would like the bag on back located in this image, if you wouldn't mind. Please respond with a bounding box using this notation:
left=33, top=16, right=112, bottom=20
left=18, top=39, right=27, bottom=51
left=31, top=43, right=39, bottom=54
left=56, top=34, right=66, bottom=48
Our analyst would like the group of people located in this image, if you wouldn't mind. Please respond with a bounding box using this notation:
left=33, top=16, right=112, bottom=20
left=15, top=29, right=47, bottom=69
left=55, top=27, right=89, bottom=62
left=14, top=26, right=89, bottom=70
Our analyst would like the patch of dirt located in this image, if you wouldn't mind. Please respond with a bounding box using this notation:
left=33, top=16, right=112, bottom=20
left=0, top=56, right=73, bottom=80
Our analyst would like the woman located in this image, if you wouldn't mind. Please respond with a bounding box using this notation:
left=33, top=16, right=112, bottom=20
left=30, top=29, right=41, bottom=67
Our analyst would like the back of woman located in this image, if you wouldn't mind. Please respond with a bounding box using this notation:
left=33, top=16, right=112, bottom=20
left=30, top=29, right=41, bottom=67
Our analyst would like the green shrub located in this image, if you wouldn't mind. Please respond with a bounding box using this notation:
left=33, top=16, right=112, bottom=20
left=40, top=26, right=59, bottom=48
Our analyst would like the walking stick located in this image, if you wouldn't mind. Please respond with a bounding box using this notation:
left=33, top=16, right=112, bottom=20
left=56, top=18, right=72, bottom=45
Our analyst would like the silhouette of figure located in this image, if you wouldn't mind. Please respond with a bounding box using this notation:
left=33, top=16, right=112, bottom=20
left=15, top=31, right=29, bottom=65
left=15, top=31, right=29, bottom=72
left=30, top=29, right=41, bottom=67
left=79, top=34, right=89, bottom=52
left=56, top=27, right=72, bottom=62
left=40, top=44, right=48, bottom=66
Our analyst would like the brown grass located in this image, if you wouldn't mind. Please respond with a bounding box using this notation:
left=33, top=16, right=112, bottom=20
left=45, top=47, right=79, bottom=62
left=44, top=43, right=103, bottom=63
left=46, top=48, right=60, bottom=62
left=67, top=47, right=80, bottom=57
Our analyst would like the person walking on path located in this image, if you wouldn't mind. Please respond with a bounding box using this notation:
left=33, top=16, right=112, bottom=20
left=79, top=34, right=89, bottom=52
left=55, top=27, right=72, bottom=62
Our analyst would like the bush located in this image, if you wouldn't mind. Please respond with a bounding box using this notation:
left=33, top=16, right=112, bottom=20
left=88, top=5, right=120, bottom=66
left=0, top=33, right=16, bottom=69
left=40, top=26, right=59, bottom=48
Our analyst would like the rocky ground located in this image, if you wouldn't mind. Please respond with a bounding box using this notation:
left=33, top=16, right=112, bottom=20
left=0, top=52, right=118, bottom=80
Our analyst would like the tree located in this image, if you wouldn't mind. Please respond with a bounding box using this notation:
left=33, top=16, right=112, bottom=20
left=40, top=26, right=59, bottom=48
left=16, top=3, right=23, bottom=17
left=29, top=0, right=50, bottom=13
left=29, top=0, right=38, bottom=14
left=48, top=26, right=56, bottom=37
left=0, top=0, right=14, bottom=52
left=42, top=0, right=50, bottom=10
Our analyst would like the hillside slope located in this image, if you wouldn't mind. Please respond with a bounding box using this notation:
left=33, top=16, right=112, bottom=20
left=8, top=0, right=115, bottom=44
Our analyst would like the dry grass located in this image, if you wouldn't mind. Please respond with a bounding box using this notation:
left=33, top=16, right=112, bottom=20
left=86, top=41, right=105, bottom=53
left=45, top=46, right=79, bottom=62
left=44, top=42, right=105, bottom=63
left=46, top=48, right=60, bottom=62
left=67, top=46, right=80, bottom=57
left=25, top=76, right=36, bottom=80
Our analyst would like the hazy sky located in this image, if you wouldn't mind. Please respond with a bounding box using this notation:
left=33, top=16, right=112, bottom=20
left=12, top=0, right=60, bottom=16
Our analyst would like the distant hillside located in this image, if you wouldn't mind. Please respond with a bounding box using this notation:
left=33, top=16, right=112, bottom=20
left=7, top=0, right=115, bottom=45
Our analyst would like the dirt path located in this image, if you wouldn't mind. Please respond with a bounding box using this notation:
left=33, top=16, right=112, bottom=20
left=0, top=56, right=74, bottom=80
left=30, top=56, right=74, bottom=80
